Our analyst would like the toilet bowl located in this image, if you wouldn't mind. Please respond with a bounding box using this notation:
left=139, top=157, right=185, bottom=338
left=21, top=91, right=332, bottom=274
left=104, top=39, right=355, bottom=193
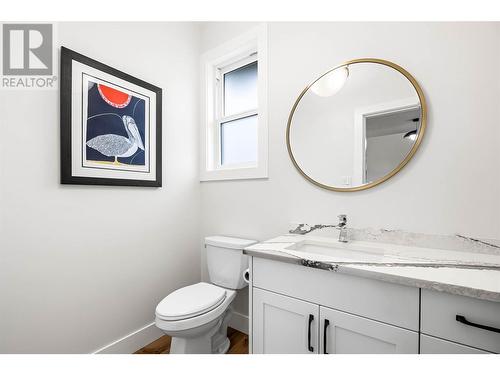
left=156, top=282, right=236, bottom=354
left=155, top=236, right=257, bottom=354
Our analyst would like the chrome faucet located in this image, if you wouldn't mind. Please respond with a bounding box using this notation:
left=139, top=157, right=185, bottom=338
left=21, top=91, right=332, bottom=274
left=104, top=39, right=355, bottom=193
left=289, top=214, right=349, bottom=243
left=337, top=214, right=348, bottom=243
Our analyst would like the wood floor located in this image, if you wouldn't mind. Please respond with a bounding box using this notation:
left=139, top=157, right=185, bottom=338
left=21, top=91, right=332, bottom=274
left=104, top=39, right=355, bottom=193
left=134, top=327, right=248, bottom=354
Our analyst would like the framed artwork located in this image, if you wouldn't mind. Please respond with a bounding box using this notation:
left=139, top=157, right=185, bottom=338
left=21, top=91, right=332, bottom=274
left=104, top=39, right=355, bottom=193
left=60, top=46, right=162, bottom=187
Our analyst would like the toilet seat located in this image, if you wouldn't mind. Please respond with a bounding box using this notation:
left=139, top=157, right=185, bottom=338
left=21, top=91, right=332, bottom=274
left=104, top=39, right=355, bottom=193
left=156, top=282, right=227, bottom=321
left=155, top=284, right=236, bottom=332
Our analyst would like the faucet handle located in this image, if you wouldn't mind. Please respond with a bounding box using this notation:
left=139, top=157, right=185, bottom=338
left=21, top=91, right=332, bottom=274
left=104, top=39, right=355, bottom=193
left=338, top=214, right=347, bottom=225
left=289, top=223, right=310, bottom=235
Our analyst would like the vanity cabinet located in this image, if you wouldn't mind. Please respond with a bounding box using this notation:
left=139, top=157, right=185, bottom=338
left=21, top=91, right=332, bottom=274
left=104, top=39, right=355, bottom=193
left=251, top=257, right=420, bottom=330
left=252, top=288, right=418, bottom=354
left=249, top=257, right=499, bottom=354
left=251, top=257, right=419, bottom=354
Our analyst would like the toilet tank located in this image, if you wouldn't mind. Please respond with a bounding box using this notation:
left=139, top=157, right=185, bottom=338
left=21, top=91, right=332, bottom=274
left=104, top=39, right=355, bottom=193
left=205, top=236, right=257, bottom=290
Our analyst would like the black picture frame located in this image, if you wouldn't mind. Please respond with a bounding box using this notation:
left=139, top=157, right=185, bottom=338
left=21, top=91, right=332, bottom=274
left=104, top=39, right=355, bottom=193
left=60, top=46, right=162, bottom=187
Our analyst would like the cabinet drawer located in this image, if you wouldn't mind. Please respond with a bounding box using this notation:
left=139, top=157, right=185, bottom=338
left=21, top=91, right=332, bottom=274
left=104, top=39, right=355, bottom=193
left=420, top=334, right=491, bottom=354
left=252, top=257, right=419, bottom=330
left=421, top=289, right=500, bottom=353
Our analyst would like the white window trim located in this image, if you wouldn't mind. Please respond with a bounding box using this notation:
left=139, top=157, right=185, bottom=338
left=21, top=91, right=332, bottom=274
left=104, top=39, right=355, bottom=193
left=200, top=25, right=268, bottom=181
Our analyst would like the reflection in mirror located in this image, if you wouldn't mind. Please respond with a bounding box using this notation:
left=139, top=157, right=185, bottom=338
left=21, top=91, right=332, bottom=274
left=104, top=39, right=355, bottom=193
left=365, top=111, right=420, bottom=183
left=287, top=59, right=426, bottom=191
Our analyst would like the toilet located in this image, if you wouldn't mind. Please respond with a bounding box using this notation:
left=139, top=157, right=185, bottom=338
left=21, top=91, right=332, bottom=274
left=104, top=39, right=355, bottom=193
left=155, top=236, right=257, bottom=354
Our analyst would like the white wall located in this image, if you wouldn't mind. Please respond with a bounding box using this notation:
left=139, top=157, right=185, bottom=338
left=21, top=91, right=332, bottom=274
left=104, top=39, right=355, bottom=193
left=0, top=22, right=201, bottom=353
left=199, top=22, right=500, bottom=321
left=1, top=22, right=498, bottom=352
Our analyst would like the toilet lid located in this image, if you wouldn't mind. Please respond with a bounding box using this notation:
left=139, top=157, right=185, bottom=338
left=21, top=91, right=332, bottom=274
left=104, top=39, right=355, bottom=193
left=156, top=282, right=227, bottom=321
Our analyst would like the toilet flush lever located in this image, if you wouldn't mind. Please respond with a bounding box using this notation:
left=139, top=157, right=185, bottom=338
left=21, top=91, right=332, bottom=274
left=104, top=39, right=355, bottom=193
left=243, top=268, right=250, bottom=284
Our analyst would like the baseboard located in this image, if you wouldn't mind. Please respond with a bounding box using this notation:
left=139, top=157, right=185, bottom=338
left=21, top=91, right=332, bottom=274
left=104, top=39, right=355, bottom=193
left=229, top=311, right=248, bottom=335
left=92, top=322, right=163, bottom=354
left=93, top=312, right=247, bottom=354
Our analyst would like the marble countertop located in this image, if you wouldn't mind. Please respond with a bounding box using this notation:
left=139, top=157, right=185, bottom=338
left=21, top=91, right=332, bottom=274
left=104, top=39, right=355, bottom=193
left=244, top=234, right=500, bottom=302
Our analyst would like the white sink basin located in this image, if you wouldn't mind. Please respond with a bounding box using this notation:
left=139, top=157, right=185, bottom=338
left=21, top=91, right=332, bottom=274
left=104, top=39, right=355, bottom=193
left=279, top=237, right=500, bottom=269
left=285, top=240, right=389, bottom=262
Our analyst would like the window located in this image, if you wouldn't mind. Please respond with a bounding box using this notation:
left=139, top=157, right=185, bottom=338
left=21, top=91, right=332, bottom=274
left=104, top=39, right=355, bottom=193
left=200, top=26, right=268, bottom=181
left=218, top=59, right=258, bottom=167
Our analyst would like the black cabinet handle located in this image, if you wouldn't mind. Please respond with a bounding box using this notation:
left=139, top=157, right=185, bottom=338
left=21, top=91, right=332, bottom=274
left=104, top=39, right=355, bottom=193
left=323, top=319, right=330, bottom=354
left=307, top=314, right=314, bottom=352
left=456, top=315, right=500, bottom=333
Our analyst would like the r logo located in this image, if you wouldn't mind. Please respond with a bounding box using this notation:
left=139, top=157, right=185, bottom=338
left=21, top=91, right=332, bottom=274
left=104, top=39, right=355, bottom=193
left=2, top=24, right=53, bottom=76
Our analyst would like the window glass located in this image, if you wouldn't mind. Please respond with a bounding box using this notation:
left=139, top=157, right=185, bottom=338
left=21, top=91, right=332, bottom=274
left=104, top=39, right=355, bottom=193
left=220, top=115, right=258, bottom=165
left=223, top=61, right=258, bottom=116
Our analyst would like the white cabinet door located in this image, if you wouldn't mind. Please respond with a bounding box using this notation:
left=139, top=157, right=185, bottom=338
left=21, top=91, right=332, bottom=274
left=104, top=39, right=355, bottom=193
left=319, top=306, right=418, bottom=354
left=420, top=334, right=491, bottom=354
left=253, top=288, right=319, bottom=354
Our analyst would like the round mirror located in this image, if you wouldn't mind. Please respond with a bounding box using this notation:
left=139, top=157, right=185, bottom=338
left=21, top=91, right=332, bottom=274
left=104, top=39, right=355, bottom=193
left=287, top=58, right=427, bottom=192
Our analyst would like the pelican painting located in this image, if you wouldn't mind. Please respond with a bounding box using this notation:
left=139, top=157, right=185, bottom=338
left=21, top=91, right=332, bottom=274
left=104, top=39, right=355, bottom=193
left=61, top=47, right=162, bottom=186
left=86, top=115, right=145, bottom=165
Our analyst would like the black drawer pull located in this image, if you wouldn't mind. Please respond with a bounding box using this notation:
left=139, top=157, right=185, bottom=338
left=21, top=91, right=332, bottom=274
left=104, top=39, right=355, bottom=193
left=323, top=319, right=330, bottom=354
left=307, top=314, right=314, bottom=352
left=456, top=315, right=500, bottom=333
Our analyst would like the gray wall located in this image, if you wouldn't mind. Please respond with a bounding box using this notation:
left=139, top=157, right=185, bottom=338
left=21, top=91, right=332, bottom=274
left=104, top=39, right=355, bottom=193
left=366, top=133, right=414, bottom=182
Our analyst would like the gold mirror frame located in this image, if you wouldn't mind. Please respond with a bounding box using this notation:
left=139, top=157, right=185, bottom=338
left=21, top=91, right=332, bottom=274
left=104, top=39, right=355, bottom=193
left=286, top=58, right=427, bottom=192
